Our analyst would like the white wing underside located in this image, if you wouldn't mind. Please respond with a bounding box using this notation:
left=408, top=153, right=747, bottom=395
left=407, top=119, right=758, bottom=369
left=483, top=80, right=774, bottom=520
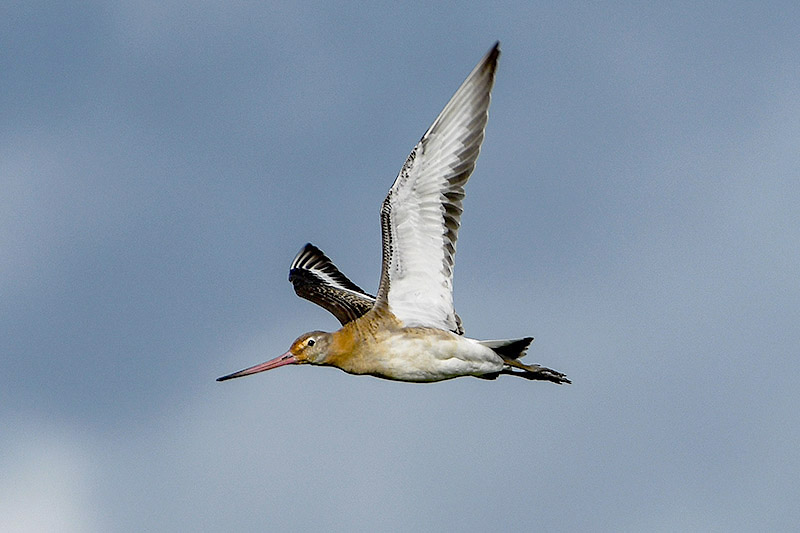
left=375, top=43, right=500, bottom=331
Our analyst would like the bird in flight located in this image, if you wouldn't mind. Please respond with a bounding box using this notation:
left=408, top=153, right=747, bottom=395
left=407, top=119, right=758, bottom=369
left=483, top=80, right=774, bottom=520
left=218, top=42, right=569, bottom=384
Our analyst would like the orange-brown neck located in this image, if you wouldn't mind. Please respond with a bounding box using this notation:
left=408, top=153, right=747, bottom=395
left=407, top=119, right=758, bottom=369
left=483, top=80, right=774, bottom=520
left=324, top=306, right=402, bottom=373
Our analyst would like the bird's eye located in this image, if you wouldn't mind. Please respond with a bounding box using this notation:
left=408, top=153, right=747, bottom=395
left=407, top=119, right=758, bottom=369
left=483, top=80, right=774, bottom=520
left=307, top=339, right=315, bottom=347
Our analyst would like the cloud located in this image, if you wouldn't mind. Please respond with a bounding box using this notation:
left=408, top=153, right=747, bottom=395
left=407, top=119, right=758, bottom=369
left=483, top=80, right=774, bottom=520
left=0, top=422, right=99, bottom=533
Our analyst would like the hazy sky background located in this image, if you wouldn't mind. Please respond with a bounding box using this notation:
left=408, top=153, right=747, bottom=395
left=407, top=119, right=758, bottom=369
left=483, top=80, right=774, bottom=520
left=3, top=2, right=799, bottom=531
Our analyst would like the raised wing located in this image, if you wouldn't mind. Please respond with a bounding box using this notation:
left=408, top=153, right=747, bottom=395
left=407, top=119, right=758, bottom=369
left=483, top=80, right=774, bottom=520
left=289, top=243, right=375, bottom=326
left=374, top=42, right=499, bottom=331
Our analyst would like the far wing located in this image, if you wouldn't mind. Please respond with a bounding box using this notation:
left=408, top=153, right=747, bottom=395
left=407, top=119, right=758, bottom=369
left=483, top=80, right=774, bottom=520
left=289, top=243, right=375, bottom=326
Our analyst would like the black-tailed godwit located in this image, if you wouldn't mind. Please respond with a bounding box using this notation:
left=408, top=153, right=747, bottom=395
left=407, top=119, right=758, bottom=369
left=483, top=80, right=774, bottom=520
left=218, top=42, right=569, bottom=384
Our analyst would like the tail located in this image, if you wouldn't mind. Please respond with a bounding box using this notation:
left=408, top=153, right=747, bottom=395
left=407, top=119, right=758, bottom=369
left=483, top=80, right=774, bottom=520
left=479, top=337, right=571, bottom=384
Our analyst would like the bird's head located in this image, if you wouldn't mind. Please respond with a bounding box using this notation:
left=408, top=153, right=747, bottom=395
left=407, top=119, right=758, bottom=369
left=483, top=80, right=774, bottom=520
left=216, top=330, right=332, bottom=382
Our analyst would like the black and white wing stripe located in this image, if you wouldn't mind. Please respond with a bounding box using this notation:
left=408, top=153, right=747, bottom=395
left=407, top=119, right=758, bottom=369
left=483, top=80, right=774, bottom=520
left=289, top=243, right=375, bottom=325
left=374, top=42, right=499, bottom=332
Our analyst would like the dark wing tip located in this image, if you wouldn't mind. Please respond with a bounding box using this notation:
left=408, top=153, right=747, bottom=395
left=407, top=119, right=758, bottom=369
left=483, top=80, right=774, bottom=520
left=478, top=42, right=500, bottom=73
left=288, top=243, right=368, bottom=295
left=287, top=242, right=377, bottom=325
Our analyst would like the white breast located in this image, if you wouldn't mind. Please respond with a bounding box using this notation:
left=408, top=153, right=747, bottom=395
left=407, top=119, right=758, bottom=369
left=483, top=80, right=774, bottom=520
left=371, top=331, right=504, bottom=382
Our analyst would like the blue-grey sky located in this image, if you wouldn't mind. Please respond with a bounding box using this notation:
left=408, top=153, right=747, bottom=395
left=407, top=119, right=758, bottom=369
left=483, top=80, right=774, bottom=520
left=3, top=2, right=799, bottom=531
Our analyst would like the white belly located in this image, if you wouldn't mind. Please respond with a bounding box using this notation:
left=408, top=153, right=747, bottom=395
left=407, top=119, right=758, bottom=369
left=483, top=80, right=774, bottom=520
left=365, top=331, right=504, bottom=382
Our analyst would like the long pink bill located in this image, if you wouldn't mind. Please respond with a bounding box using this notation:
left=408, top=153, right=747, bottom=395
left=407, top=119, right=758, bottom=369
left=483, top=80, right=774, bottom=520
left=216, top=351, right=297, bottom=382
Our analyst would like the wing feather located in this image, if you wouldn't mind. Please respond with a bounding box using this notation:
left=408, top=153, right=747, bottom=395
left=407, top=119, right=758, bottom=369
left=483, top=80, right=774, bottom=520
left=289, top=243, right=375, bottom=325
left=374, top=43, right=499, bottom=331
